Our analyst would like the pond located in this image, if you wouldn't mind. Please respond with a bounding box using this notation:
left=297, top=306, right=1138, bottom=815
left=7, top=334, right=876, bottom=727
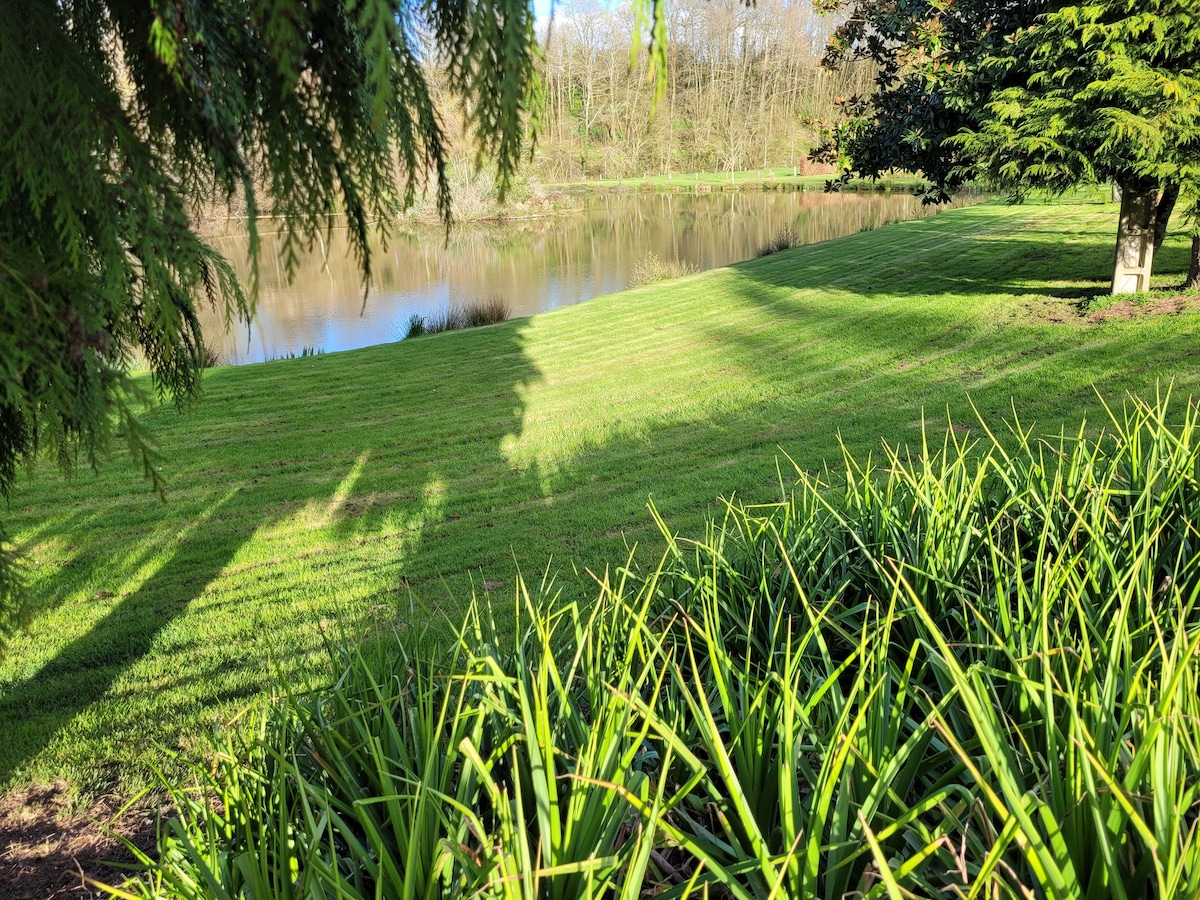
left=200, top=189, right=981, bottom=364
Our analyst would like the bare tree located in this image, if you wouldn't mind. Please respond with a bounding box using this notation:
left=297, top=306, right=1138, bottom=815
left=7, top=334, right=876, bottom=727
left=533, top=0, right=872, bottom=181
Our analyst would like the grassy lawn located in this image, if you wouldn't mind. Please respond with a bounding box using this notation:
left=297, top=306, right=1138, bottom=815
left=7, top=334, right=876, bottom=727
left=2, top=196, right=1199, bottom=798
left=552, top=166, right=928, bottom=193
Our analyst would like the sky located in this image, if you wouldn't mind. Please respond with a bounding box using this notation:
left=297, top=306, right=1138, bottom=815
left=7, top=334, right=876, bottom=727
left=533, top=0, right=623, bottom=27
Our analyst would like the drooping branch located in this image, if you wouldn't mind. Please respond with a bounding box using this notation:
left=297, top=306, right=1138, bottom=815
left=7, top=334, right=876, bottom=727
left=1, top=0, right=668, bottom=643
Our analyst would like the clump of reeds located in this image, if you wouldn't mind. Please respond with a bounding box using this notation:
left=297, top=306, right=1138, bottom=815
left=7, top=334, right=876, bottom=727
left=402, top=312, right=427, bottom=338
left=266, top=345, right=323, bottom=361
left=460, top=294, right=512, bottom=328
left=200, top=343, right=225, bottom=368
left=108, top=389, right=1200, bottom=899
left=405, top=295, right=513, bottom=339
left=629, top=252, right=698, bottom=287
left=754, top=225, right=801, bottom=257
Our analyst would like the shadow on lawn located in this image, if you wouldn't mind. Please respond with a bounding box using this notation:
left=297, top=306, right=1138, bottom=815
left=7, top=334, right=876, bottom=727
left=0, top=320, right=542, bottom=796
left=738, top=230, right=1117, bottom=300
left=0, top=491, right=244, bottom=785
left=738, top=200, right=1196, bottom=302
left=495, top=202, right=1200, bottom=532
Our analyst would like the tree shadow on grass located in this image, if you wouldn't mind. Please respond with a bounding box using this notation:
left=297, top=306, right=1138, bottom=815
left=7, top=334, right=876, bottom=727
left=680, top=203, right=1200, bottom=444
left=739, top=199, right=1196, bottom=303
left=740, top=230, right=1116, bottom=301
left=0, top=490, right=245, bottom=789
left=489, top=200, right=1200, bottom=558
left=0, top=319, right=541, bottom=800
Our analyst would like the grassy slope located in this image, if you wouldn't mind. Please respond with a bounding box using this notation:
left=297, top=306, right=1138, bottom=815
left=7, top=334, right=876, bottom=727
left=553, top=166, right=925, bottom=192
left=3, top=197, right=1199, bottom=795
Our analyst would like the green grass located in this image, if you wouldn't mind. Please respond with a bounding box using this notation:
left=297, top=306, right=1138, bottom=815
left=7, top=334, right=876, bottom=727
left=552, top=167, right=928, bottom=193
left=3, top=196, right=1200, bottom=799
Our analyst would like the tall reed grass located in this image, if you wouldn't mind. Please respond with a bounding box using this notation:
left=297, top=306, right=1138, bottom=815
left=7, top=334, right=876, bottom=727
left=405, top=295, right=513, bottom=338
left=105, top=391, right=1200, bottom=899
left=200, top=343, right=225, bottom=368
left=754, top=226, right=801, bottom=257
left=629, top=253, right=698, bottom=287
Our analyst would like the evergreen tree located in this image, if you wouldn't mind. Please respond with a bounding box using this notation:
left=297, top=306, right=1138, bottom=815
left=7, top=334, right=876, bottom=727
left=0, top=0, right=663, bottom=640
left=952, top=0, right=1200, bottom=293
left=814, top=0, right=1199, bottom=293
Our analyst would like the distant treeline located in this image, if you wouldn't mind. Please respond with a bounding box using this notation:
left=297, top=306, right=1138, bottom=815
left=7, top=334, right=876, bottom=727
left=198, top=1, right=871, bottom=225
left=528, top=0, right=873, bottom=182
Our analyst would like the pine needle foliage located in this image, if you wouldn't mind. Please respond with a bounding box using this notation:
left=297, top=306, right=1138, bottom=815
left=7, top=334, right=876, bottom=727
left=951, top=0, right=1200, bottom=198
left=813, top=0, right=1200, bottom=209
left=0, top=0, right=667, bottom=642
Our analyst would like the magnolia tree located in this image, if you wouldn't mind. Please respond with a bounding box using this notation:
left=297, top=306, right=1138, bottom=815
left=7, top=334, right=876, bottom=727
left=0, top=0, right=664, bottom=640
left=813, top=0, right=1045, bottom=204
left=815, top=0, right=1200, bottom=294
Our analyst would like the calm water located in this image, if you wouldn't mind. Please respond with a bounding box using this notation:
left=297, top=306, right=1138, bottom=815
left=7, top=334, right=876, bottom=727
left=202, top=190, right=977, bottom=364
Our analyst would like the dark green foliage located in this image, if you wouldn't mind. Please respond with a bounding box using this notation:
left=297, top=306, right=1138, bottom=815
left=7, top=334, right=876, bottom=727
left=952, top=0, right=1200, bottom=197
left=814, top=0, right=1199, bottom=201
left=812, top=0, right=1047, bottom=202
left=813, top=0, right=1200, bottom=287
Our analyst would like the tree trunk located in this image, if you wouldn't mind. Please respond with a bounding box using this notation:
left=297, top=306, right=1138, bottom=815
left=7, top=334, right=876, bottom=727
left=1186, top=234, right=1200, bottom=290
left=1154, top=182, right=1180, bottom=251
left=1111, top=188, right=1157, bottom=294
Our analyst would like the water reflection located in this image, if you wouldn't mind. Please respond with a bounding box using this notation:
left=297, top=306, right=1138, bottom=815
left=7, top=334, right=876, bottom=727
left=201, top=190, right=979, bottom=364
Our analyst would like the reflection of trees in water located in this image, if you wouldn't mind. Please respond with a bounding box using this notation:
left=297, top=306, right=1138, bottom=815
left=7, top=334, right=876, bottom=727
left=198, top=192, right=983, bottom=362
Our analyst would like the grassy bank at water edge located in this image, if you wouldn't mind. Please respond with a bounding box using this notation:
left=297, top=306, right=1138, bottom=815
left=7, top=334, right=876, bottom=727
left=3, top=194, right=1200, bottom=797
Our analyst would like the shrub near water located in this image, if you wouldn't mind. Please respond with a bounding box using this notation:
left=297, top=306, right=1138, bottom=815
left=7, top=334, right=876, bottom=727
left=405, top=295, right=513, bottom=338
left=108, top=392, right=1200, bottom=899
left=753, top=226, right=801, bottom=257
left=629, top=252, right=698, bottom=286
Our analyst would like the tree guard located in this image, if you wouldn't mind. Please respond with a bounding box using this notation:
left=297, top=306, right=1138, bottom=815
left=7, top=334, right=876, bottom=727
left=1112, top=190, right=1156, bottom=295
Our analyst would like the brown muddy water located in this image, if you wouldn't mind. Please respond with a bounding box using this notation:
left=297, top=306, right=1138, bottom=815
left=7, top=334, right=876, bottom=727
left=201, top=189, right=982, bottom=364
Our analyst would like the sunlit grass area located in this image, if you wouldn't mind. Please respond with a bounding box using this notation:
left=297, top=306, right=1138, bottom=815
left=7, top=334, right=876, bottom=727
left=3, top=194, right=1199, bottom=796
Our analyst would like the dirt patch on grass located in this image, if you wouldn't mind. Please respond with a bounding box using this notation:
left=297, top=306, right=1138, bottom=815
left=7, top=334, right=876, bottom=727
left=1011, top=292, right=1094, bottom=325
left=1087, top=294, right=1198, bottom=323
left=0, top=781, right=157, bottom=899
left=1018, top=291, right=1200, bottom=325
